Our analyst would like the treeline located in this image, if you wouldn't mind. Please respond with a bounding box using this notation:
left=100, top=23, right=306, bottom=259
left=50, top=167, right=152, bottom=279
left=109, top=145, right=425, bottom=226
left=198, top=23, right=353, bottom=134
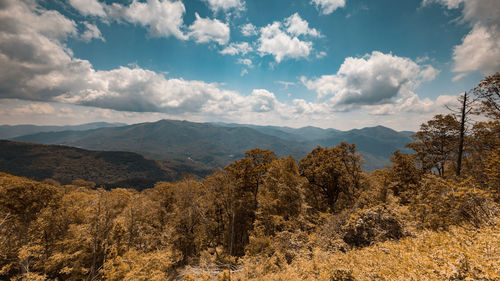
left=0, top=74, right=499, bottom=280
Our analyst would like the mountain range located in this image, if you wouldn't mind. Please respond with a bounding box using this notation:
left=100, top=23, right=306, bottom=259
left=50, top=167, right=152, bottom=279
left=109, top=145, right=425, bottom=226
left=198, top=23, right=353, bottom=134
left=7, top=119, right=415, bottom=172
left=0, top=122, right=125, bottom=139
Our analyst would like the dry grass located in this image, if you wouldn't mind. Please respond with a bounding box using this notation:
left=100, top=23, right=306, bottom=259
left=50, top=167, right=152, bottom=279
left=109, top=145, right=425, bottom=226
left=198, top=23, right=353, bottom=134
left=187, top=217, right=499, bottom=280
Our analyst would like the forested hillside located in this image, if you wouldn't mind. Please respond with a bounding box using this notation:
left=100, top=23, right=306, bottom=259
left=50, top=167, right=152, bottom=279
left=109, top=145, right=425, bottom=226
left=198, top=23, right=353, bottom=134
left=0, top=74, right=498, bottom=280
left=0, top=140, right=211, bottom=189
left=12, top=121, right=412, bottom=172
left=0, top=122, right=125, bottom=139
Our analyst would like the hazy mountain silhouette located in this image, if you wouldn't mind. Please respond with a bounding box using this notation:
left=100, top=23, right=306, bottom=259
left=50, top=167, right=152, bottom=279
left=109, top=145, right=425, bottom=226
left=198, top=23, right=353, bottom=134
left=0, top=122, right=126, bottom=139
left=11, top=119, right=414, bottom=172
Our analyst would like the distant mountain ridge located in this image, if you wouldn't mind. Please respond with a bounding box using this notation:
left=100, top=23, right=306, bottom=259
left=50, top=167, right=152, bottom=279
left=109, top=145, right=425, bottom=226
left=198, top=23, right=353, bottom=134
left=0, top=122, right=126, bottom=139
left=10, top=119, right=414, bottom=172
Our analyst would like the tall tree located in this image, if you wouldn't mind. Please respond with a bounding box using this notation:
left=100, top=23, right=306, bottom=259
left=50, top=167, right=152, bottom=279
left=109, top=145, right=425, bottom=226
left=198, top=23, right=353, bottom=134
left=407, top=114, right=460, bottom=177
left=446, top=92, right=476, bottom=176
left=299, top=143, right=363, bottom=211
left=224, top=148, right=277, bottom=256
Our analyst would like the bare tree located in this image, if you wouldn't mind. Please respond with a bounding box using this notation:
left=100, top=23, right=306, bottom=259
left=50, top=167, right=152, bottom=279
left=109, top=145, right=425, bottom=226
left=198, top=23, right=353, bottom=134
left=446, top=92, right=476, bottom=177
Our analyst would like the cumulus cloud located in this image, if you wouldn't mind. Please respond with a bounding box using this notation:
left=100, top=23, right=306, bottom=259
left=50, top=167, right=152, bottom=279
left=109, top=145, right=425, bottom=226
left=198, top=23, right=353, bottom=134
left=301, top=51, right=439, bottom=108
left=241, top=23, right=258, bottom=36
left=247, top=89, right=277, bottom=112
left=203, top=0, right=245, bottom=13
left=68, top=0, right=190, bottom=40
left=257, top=14, right=320, bottom=63
left=188, top=13, right=230, bottom=45
left=311, top=0, right=346, bottom=15
left=220, top=42, right=252, bottom=55
left=368, top=92, right=458, bottom=115
left=81, top=22, right=105, bottom=42
left=452, top=24, right=500, bottom=76
left=423, top=0, right=500, bottom=78
left=69, top=0, right=106, bottom=17
left=121, top=0, right=187, bottom=40
left=54, top=67, right=245, bottom=114
left=0, top=0, right=460, bottom=130
left=285, top=13, right=321, bottom=37
left=0, top=0, right=312, bottom=122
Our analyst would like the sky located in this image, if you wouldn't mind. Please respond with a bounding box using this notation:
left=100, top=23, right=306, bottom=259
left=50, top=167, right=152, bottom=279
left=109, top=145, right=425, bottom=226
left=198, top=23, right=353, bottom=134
left=0, top=0, right=499, bottom=131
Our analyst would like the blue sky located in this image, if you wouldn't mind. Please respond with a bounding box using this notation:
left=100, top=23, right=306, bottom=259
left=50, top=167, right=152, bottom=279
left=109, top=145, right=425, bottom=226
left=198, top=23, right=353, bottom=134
left=0, top=0, right=498, bottom=130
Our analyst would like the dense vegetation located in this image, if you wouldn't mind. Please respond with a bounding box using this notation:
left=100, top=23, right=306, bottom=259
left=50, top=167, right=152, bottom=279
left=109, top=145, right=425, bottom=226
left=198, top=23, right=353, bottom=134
left=0, top=74, right=499, bottom=280
left=0, top=141, right=212, bottom=188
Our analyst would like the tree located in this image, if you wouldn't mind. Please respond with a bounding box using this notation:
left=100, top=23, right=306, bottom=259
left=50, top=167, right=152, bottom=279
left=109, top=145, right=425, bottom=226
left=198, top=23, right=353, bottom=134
left=254, top=156, right=305, bottom=236
left=299, top=143, right=363, bottom=212
left=474, top=72, right=500, bottom=120
left=407, top=114, right=460, bottom=177
left=446, top=92, right=476, bottom=177
left=0, top=173, right=60, bottom=278
left=223, top=149, right=277, bottom=256
left=387, top=151, right=420, bottom=200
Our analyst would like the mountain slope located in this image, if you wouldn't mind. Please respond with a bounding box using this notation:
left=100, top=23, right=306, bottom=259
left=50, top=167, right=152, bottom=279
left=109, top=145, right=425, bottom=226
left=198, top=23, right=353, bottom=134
left=13, top=120, right=310, bottom=169
left=0, top=122, right=126, bottom=139
left=0, top=140, right=206, bottom=189
left=12, top=120, right=414, bottom=172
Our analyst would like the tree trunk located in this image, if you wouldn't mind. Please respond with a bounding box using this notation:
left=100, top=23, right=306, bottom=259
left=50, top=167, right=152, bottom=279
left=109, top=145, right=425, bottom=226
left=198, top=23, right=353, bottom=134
left=456, top=92, right=467, bottom=176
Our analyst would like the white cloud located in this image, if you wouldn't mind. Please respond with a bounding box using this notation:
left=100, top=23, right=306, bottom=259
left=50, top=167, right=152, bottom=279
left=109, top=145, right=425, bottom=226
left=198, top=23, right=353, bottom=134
left=237, top=58, right=253, bottom=67
left=220, top=42, right=252, bottom=55
left=248, top=89, right=277, bottom=112
left=240, top=69, right=248, bottom=76
left=121, top=0, right=187, bottom=40
left=203, top=0, right=245, bottom=13
left=285, top=13, right=321, bottom=37
left=452, top=24, right=500, bottom=75
left=302, top=51, right=439, bottom=108
left=258, top=22, right=313, bottom=63
left=311, top=0, right=346, bottom=15
left=423, top=0, right=500, bottom=78
left=69, top=0, right=106, bottom=17
left=81, top=22, right=105, bottom=42
left=0, top=0, right=77, bottom=41
left=276, top=81, right=296, bottom=89
left=0, top=0, right=459, bottom=131
left=241, top=23, right=258, bottom=36
left=316, top=51, right=327, bottom=59
left=12, top=102, right=56, bottom=115
left=256, top=14, right=321, bottom=63
left=188, top=13, right=230, bottom=45
left=368, top=92, right=457, bottom=115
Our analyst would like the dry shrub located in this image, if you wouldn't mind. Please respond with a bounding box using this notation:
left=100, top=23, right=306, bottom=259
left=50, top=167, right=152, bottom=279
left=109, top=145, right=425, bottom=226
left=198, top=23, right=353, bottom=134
left=342, top=205, right=405, bottom=247
left=412, top=175, right=497, bottom=230
left=224, top=218, right=500, bottom=280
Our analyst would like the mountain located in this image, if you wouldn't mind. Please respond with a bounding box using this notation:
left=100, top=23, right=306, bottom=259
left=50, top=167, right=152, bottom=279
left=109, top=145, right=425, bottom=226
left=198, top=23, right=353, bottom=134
left=12, top=119, right=414, bottom=172
left=0, top=140, right=213, bottom=189
left=313, top=126, right=414, bottom=171
left=12, top=120, right=311, bottom=168
left=212, top=123, right=341, bottom=142
left=0, top=122, right=126, bottom=139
